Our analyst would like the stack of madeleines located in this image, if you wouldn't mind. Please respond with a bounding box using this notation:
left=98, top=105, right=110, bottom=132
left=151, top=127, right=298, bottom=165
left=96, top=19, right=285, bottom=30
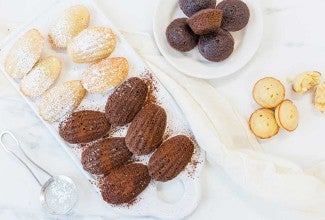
left=249, top=77, right=299, bottom=139
left=166, top=0, right=250, bottom=62
left=4, top=5, right=129, bottom=122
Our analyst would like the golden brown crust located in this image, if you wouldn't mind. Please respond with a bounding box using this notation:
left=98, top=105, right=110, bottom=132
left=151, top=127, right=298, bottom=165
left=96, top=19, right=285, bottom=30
left=253, top=77, right=285, bottom=108
left=67, top=26, right=117, bottom=63
left=249, top=108, right=279, bottom=139
left=49, top=5, right=90, bottom=49
left=275, top=100, right=299, bottom=132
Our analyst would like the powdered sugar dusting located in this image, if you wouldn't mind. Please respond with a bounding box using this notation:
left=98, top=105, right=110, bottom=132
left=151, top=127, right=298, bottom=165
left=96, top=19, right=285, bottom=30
left=68, top=26, right=116, bottom=62
left=20, top=57, right=61, bottom=97
left=39, top=81, right=86, bottom=122
left=82, top=57, right=128, bottom=94
left=5, top=29, right=44, bottom=78
left=49, top=5, right=90, bottom=48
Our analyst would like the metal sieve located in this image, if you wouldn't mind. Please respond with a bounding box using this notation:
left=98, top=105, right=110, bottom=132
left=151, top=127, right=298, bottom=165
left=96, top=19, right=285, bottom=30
left=0, top=131, right=78, bottom=215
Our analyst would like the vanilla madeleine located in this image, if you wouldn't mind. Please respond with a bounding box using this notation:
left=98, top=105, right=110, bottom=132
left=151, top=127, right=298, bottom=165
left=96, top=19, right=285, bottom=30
left=49, top=5, right=90, bottom=48
left=39, top=80, right=86, bottom=122
left=82, top=57, right=129, bottom=94
left=20, top=56, right=62, bottom=97
left=67, top=26, right=117, bottom=63
left=5, top=29, right=44, bottom=79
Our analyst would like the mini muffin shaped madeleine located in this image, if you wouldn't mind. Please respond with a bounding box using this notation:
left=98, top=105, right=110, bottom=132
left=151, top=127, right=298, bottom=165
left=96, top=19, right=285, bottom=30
left=49, top=5, right=90, bottom=48
left=249, top=108, right=279, bottom=139
left=5, top=29, right=44, bottom=79
left=67, top=26, right=117, bottom=63
left=39, top=80, right=86, bottom=122
left=253, top=77, right=285, bottom=108
left=275, top=100, right=299, bottom=132
left=82, top=57, right=129, bottom=94
left=315, top=82, right=325, bottom=112
left=293, top=71, right=321, bottom=94
left=20, top=56, right=62, bottom=97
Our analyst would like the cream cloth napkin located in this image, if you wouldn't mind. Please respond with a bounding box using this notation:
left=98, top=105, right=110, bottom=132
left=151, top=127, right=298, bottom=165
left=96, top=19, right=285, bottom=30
left=122, top=31, right=325, bottom=217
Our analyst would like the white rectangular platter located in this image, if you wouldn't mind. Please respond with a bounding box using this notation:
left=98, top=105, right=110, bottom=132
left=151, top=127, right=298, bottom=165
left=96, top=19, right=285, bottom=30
left=0, top=0, right=204, bottom=219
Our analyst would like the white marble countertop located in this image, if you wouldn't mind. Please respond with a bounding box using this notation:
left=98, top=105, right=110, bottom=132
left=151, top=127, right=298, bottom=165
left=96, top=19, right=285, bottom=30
left=0, top=0, right=324, bottom=219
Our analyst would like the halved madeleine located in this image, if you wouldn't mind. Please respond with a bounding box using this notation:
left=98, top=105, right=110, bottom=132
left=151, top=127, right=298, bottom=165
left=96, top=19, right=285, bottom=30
left=67, top=26, right=117, bottom=63
left=249, top=108, right=279, bottom=139
left=275, top=100, right=299, bottom=132
left=39, top=80, right=86, bottom=122
left=49, top=5, right=90, bottom=49
left=315, top=82, right=325, bottom=112
left=5, top=29, right=44, bottom=79
left=20, top=56, right=62, bottom=97
left=293, top=71, right=321, bottom=94
left=82, top=57, right=129, bottom=94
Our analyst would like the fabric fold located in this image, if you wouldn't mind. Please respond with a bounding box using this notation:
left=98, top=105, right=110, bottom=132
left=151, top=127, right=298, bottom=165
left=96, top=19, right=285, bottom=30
left=122, top=31, right=325, bottom=217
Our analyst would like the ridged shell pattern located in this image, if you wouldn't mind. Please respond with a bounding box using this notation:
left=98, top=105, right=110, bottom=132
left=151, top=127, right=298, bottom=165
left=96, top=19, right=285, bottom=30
left=59, top=110, right=110, bottom=144
left=100, top=163, right=151, bottom=204
left=125, top=104, right=167, bottom=155
left=148, top=135, right=194, bottom=182
left=82, top=137, right=132, bottom=175
left=105, top=77, right=148, bottom=126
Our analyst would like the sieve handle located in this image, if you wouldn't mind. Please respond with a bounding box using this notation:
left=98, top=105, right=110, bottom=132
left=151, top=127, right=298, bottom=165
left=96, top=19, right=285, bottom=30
left=0, top=131, right=53, bottom=187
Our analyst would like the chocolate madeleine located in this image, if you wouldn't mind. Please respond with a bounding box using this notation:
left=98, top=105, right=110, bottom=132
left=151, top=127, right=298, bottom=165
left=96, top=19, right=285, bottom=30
left=59, top=110, right=110, bottom=144
left=100, top=163, right=151, bottom=204
left=105, top=77, right=148, bottom=126
left=81, top=137, right=132, bottom=175
left=148, top=135, right=194, bottom=182
left=125, top=104, right=167, bottom=155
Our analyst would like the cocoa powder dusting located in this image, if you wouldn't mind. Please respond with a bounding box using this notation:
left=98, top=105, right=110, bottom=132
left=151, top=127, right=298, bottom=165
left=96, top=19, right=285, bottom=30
left=140, top=69, right=158, bottom=105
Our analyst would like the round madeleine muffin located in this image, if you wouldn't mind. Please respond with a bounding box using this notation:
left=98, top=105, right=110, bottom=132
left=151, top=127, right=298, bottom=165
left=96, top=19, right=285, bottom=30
left=253, top=77, right=285, bottom=108
left=275, top=100, right=299, bottom=132
left=179, top=0, right=217, bottom=17
left=249, top=108, right=279, bottom=139
left=187, top=9, right=223, bottom=35
left=198, top=29, right=234, bottom=62
left=166, top=18, right=199, bottom=52
left=216, top=0, right=250, bottom=31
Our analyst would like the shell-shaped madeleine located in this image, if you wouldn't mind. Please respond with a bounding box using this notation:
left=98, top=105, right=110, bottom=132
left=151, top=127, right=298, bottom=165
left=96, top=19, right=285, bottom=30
left=20, top=56, right=62, bottom=97
left=67, top=26, right=117, bottom=63
left=49, top=5, right=90, bottom=48
left=82, top=57, right=129, bottom=94
left=39, top=80, right=86, bottom=122
left=5, top=29, right=44, bottom=79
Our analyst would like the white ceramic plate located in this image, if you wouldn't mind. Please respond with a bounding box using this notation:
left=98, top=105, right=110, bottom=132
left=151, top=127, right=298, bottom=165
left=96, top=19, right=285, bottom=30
left=0, top=0, right=205, bottom=219
left=153, top=0, right=264, bottom=79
